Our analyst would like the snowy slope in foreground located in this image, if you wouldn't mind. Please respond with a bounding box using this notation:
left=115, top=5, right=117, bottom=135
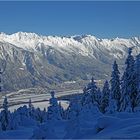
left=1, top=112, right=140, bottom=139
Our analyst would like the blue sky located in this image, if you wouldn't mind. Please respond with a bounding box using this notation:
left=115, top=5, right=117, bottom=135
left=0, top=1, right=140, bottom=38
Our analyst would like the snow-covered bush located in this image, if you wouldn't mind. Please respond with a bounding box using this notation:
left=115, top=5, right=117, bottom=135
left=32, top=120, right=67, bottom=139
left=94, top=116, right=120, bottom=133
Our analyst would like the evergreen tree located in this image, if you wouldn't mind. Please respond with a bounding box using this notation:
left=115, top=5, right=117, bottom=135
left=0, top=68, right=2, bottom=93
left=66, top=95, right=82, bottom=120
left=28, top=98, right=35, bottom=118
left=29, top=98, right=33, bottom=110
left=96, top=88, right=102, bottom=105
left=0, top=121, right=2, bottom=131
left=123, top=48, right=137, bottom=112
left=134, top=54, right=140, bottom=109
left=81, top=86, right=91, bottom=108
left=0, top=96, right=10, bottom=131
left=17, top=105, right=29, bottom=117
left=81, top=77, right=98, bottom=107
left=87, top=78, right=98, bottom=103
left=120, top=71, right=132, bottom=112
left=101, top=80, right=110, bottom=113
left=58, top=102, right=65, bottom=119
left=34, top=108, right=46, bottom=123
left=8, top=112, right=19, bottom=130
left=95, top=88, right=102, bottom=111
left=16, top=105, right=30, bottom=126
left=47, top=91, right=62, bottom=120
left=110, top=60, right=121, bottom=111
left=107, top=97, right=117, bottom=114
left=127, top=48, right=137, bottom=112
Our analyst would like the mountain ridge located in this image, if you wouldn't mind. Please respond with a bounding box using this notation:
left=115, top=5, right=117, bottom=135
left=0, top=32, right=140, bottom=92
left=0, top=32, right=140, bottom=40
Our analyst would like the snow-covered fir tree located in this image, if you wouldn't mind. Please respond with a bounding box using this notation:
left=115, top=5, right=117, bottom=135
left=87, top=78, right=98, bottom=102
left=17, top=105, right=29, bottom=118
left=107, top=97, right=117, bottom=114
left=123, top=48, right=137, bottom=112
left=15, top=105, right=31, bottom=126
left=81, top=86, right=91, bottom=108
left=101, top=80, right=110, bottom=113
left=66, top=95, right=82, bottom=120
left=87, top=77, right=98, bottom=103
left=93, top=88, right=102, bottom=112
left=34, top=107, right=46, bottom=123
left=96, top=88, right=102, bottom=107
left=135, top=54, right=140, bottom=90
left=81, top=77, right=99, bottom=107
left=28, top=98, right=35, bottom=117
left=58, top=102, right=65, bottom=119
left=0, top=96, right=10, bottom=131
left=110, top=60, right=121, bottom=111
left=120, top=71, right=132, bottom=112
left=29, top=98, right=33, bottom=110
left=28, top=99, right=46, bottom=123
left=47, top=91, right=62, bottom=120
left=134, top=54, right=140, bottom=109
left=28, top=98, right=39, bottom=121
left=0, top=68, right=2, bottom=93
left=8, top=112, right=19, bottom=130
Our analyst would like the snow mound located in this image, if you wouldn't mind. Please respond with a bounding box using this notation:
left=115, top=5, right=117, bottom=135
left=93, top=113, right=140, bottom=139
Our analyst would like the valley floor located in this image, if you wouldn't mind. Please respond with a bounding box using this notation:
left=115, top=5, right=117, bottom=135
left=0, top=89, right=82, bottom=108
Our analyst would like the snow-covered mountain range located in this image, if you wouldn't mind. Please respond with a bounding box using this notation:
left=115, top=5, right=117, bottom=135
left=0, top=32, right=140, bottom=91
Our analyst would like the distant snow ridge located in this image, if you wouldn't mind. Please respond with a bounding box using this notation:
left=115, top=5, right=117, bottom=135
left=0, top=32, right=140, bottom=91
left=0, top=32, right=140, bottom=57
